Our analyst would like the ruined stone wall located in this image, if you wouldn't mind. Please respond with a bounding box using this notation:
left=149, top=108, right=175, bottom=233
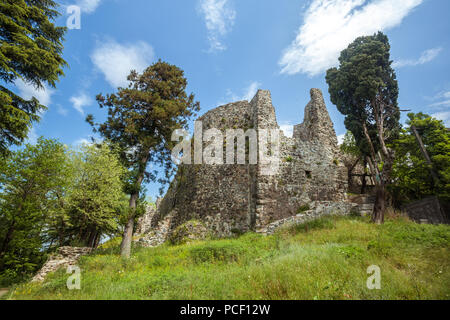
left=142, top=88, right=348, bottom=239
left=157, top=101, right=254, bottom=236
left=32, top=247, right=92, bottom=283
left=250, top=89, right=347, bottom=231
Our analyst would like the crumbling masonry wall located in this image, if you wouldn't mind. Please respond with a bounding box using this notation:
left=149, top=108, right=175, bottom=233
left=138, top=88, right=348, bottom=239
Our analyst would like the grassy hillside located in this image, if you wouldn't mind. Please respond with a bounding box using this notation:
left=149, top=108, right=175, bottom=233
left=7, top=215, right=450, bottom=300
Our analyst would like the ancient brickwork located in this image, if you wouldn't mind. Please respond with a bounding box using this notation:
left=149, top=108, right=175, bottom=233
left=137, top=88, right=350, bottom=241
left=32, top=247, right=92, bottom=283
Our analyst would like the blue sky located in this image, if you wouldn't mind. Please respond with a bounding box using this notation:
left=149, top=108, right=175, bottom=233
left=16, top=0, right=450, bottom=199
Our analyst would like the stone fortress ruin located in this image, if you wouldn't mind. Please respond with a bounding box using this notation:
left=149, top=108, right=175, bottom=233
left=135, top=88, right=359, bottom=246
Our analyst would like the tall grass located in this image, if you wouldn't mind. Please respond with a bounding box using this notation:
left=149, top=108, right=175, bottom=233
left=8, top=215, right=450, bottom=300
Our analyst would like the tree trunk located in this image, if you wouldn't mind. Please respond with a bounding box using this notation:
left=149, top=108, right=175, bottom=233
left=120, top=151, right=150, bottom=258
left=87, top=228, right=97, bottom=248
left=360, top=159, right=368, bottom=194
left=361, top=174, right=367, bottom=194
left=94, top=233, right=101, bottom=248
left=372, top=185, right=386, bottom=224
left=0, top=221, right=15, bottom=258
left=347, top=158, right=359, bottom=192
left=120, top=192, right=139, bottom=258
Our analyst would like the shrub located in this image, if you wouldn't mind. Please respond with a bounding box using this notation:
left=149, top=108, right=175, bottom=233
left=297, top=204, right=310, bottom=214
left=169, top=220, right=209, bottom=245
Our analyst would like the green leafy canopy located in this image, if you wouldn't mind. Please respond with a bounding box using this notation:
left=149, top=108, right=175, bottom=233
left=0, top=0, right=67, bottom=155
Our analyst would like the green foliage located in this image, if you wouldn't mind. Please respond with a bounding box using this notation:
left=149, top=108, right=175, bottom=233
left=63, top=143, right=127, bottom=247
left=87, top=60, right=200, bottom=257
left=168, top=220, right=209, bottom=245
left=0, top=139, right=128, bottom=281
left=0, top=138, right=70, bottom=281
left=390, top=112, right=450, bottom=203
left=9, top=216, right=450, bottom=300
left=88, top=60, right=200, bottom=195
left=326, top=32, right=401, bottom=223
left=0, top=0, right=67, bottom=155
left=296, top=204, right=311, bottom=214
left=326, top=32, right=400, bottom=153
left=340, top=131, right=360, bottom=156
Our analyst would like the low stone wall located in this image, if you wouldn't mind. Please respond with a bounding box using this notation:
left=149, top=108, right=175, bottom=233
left=259, top=201, right=358, bottom=235
left=32, top=247, right=92, bottom=283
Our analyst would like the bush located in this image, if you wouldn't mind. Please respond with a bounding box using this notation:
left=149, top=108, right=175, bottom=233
left=297, top=204, right=310, bottom=214
left=96, top=237, right=122, bottom=255
left=0, top=270, right=20, bottom=287
left=169, top=220, right=209, bottom=245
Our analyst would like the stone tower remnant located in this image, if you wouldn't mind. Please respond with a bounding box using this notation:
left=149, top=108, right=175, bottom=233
left=136, top=88, right=354, bottom=243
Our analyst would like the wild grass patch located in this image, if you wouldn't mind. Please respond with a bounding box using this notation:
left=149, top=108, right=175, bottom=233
left=9, top=216, right=450, bottom=300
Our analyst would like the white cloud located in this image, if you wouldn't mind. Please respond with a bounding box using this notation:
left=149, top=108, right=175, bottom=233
left=56, top=104, right=69, bottom=116
left=199, top=0, right=236, bottom=52
left=337, top=134, right=346, bottom=145
left=76, top=0, right=102, bottom=13
left=241, top=81, right=261, bottom=101
left=393, top=47, right=442, bottom=68
left=432, top=111, right=450, bottom=127
left=91, top=39, right=155, bottom=88
left=15, top=79, right=54, bottom=107
left=429, top=99, right=450, bottom=108
left=425, top=90, right=450, bottom=126
left=219, top=81, right=261, bottom=105
left=74, top=137, right=93, bottom=146
left=427, top=90, right=450, bottom=109
left=280, top=122, right=294, bottom=138
left=433, top=91, right=450, bottom=101
left=70, top=93, right=93, bottom=115
left=279, top=0, right=423, bottom=76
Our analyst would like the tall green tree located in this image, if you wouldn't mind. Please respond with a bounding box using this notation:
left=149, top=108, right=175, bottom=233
left=390, top=113, right=450, bottom=205
left=64, top=143, right=126, bottom=248
left=0, top=138, right=70, bottom=280
left=0, top=0, right=67, bottom=155
left=87, top=60, right=200, bottom=258
left=326, top=32, right=401, bottom=224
